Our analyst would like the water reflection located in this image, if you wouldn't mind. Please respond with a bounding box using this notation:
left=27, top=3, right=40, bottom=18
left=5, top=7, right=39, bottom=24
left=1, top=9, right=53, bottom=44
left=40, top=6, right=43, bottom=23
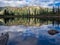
left=0, top=24, right=60, bottom=45
left=5, top=17, right=60, bottom=26
left=0, top=17, right=60, bottom=45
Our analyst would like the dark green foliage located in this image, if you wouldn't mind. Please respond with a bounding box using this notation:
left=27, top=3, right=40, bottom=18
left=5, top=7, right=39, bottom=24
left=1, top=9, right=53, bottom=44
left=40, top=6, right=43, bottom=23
left=52, top=6, right=55, bottom=14
left=2, top=6, right=60, bottom=16
left=4, top=9, right=9, bottom=15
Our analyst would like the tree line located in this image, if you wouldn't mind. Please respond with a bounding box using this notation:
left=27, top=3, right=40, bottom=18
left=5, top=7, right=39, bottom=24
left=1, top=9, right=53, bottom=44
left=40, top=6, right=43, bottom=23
left=3, top=6, right=60, bottom=16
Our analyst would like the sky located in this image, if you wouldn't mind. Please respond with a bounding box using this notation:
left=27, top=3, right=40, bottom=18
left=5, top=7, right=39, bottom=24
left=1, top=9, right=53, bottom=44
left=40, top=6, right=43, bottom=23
left=0, top=0, right=60, bottom=8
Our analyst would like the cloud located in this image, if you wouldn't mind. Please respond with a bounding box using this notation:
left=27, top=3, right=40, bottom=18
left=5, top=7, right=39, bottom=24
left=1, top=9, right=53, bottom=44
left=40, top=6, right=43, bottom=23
left=27, top=0, right=54, bottom=8
left=0, top=0, right=60, bottom=7
left=0, top=0, right=29, bottom=7
left=48, top=1, right=60, bottom=7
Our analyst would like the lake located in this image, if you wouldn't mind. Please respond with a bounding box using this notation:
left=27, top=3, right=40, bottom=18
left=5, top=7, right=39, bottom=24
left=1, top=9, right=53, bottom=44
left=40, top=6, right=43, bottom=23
left=0, top=18, right=60, bottom=45
left=4, top=17, right=60, bottom=26
left=0, top=24, right=60, bottom=45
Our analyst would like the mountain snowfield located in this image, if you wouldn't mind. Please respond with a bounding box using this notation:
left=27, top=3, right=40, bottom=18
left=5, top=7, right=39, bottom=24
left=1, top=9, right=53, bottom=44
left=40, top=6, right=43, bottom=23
left=0, top=24, right=60, bottom=45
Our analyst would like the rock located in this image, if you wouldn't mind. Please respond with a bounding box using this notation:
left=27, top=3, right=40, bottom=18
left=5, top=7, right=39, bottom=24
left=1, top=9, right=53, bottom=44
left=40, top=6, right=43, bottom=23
left=48, top=30, right=59, bottom=35
left=0, top=32, right=9, bottom=45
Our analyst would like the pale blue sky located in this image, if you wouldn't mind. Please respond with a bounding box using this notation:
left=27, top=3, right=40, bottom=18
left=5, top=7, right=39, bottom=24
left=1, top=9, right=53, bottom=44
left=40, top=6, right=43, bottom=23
left=0, top=0, right=60, bottom=7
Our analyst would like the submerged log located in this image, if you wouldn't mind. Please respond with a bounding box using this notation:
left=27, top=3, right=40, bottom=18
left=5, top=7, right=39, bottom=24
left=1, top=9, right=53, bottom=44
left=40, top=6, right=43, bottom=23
left=48, top=30, right=59, bottom=35
left=0, top=32, right=9, bottom=45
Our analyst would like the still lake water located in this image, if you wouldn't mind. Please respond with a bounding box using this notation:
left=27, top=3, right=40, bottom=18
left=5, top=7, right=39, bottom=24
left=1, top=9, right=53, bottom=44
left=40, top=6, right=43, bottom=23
left=0, top=17, right=60, bottom=45
left=0, top=24, right=60, bottom=45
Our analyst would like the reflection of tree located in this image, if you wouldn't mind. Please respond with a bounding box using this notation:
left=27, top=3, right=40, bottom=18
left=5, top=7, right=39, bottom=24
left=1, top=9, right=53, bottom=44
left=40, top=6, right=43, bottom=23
left=4, top=9, right=14, bottom=23
left=2, top=6, right=60, bottom=24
